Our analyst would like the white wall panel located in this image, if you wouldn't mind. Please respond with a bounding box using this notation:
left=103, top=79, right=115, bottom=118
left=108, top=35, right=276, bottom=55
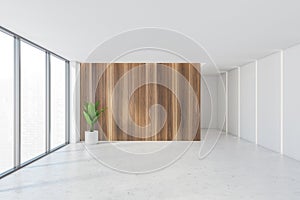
left=70, top=61, right=81, bottom=143
left=201, top=75, right=218, bottom=129
left=257, top=52, right=281, bottom=152
left=240, top=62, right=256, bottom=142
left=283, top=45, right=300, bottom=160
left=228, top=68, right=239, bottom=136
left=225, top=44, right=300, bottom=161
left=217, top=73, right=226, bottom=131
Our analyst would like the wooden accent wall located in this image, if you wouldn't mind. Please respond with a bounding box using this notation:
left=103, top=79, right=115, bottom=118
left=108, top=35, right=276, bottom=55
left=80, top=63, right=201, bottom=141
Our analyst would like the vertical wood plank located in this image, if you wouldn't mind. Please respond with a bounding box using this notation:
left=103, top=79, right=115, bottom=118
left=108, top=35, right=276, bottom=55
left=80, top=63, right=201, bottom=141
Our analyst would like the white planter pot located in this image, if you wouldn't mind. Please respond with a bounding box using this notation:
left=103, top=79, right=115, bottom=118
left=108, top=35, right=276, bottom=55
left=85, top=130, right=99, bottom=144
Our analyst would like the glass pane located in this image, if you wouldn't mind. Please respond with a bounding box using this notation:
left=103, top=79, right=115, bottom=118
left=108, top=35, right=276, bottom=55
left=50, top=55, right=66, bottom=148
left=21, top=42, right=46, bottom=163
left=0, top=31, right=14, bottom=173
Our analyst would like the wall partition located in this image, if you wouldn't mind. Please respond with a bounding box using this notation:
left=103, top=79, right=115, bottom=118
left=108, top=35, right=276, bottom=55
left=201, top=75, right=218, bottom=129
left=257, top=52, right=281, bottom=153
left=200, top=74, right=227, bottom=131
left=229, top=45, right=300, bottom=161
left=80, top=63, right=201, bottom=141
left=228, top=68, right=239, bottom=136
left=240, top=62, right=256, bottom=143
left=0, top=26, right=70, bottom=178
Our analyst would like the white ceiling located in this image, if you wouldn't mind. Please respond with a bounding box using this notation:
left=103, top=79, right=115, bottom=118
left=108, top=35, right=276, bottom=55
left=1, top=0, right=300, bottom=70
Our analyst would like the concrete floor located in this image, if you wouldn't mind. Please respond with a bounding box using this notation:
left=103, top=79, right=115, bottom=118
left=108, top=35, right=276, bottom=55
left=0, top=129, right=300, bottom=200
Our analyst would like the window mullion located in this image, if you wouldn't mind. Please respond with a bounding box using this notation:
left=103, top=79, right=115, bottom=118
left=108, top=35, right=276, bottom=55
left=13, top=37, right=21, bottom=168
left=46, top=52, right=51, bottom=153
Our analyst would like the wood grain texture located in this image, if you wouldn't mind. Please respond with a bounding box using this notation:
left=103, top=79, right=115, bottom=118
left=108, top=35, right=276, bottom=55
left=80, top=63, right=201, bottom=141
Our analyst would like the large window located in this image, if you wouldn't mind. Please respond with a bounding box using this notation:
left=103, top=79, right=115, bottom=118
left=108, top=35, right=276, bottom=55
left=20, top=41, right=46, bottom=163
left=0, top=26, right=69, bottom=177
left=0, top=31, right=14, bottom=173
left=50, top=55, right=66, bottom=148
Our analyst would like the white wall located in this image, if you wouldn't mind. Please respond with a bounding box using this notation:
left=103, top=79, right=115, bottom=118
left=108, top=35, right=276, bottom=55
left=201, top=75, right=219, bottom=129
left=201, top=74, right=227, bottom=130
left=283, top=45, right=300, bottom=160
left=257, top=52, right=281, bottom=152
left=217, top=73, right=226, bottom=131
left=240, top=62, right=256, bottom=143
left=228, top=68, right=239, bottom=136
left=227, top=44, right=300, bottom=161
left=70, top=61, right=81, bottom=143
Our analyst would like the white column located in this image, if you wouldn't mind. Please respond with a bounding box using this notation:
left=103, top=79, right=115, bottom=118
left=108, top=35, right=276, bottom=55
left=70, top=61, right=81, bottom=143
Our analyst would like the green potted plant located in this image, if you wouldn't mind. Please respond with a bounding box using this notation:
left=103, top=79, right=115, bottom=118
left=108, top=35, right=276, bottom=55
left=83, top=101, right=105, bottom=144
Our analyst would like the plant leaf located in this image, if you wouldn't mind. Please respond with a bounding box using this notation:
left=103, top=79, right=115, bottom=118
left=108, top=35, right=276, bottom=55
left=84, top=102, right=89, bottom=111
left=99, top=107, right=106, bottom=113
left=88, top=103, right=96, bottom=118
left=95, top=101, right=99, bottom=109
left=92, top=117, right=98, bottom=124
left=83, top=111, right=93, bottom=126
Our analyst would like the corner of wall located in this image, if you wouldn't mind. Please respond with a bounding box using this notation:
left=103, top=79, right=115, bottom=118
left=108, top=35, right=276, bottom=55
left=70, top=61, right=81, bottom=143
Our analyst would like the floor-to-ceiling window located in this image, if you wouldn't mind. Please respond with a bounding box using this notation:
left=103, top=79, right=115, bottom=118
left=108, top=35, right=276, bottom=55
left=50, top=55, right=66, bottom=149
left=0, top=26, right=69, bottom=177
left=0, top=30, right=14, bottom=173
left=20, top=41, right=46, bottom=163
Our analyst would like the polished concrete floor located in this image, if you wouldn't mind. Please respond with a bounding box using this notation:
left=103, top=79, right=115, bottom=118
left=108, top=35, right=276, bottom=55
left=0, top=129, right=300, bottom=200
